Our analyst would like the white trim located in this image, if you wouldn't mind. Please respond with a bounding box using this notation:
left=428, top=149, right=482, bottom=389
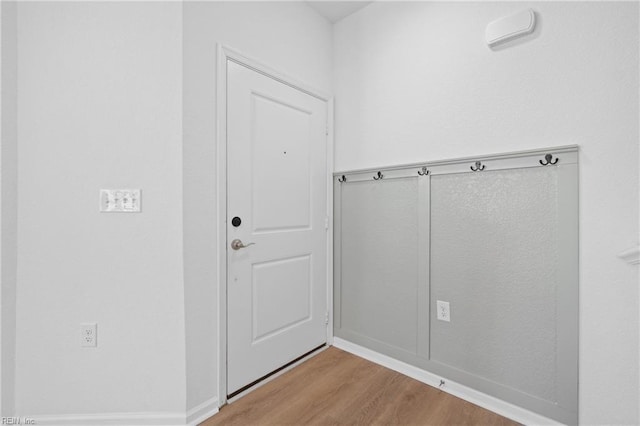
left=186, top=397, right=219, bottom=426
left=216, top=44, right=333, bottom=404
left=32, top=398, right=219, bottom=426
left=333, top=337, right=561, bottom=426
left=215, top=42, right=229, bottom=408
left=31, top=411, right=186, bottom=426
left=220, top=45, right=331, bottom=102
left=618, top=245, right=640, bottom=265
left=326, top=97, right=335, bottom=345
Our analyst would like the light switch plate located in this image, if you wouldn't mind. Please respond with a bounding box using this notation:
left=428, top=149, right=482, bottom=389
left=100, top=189, right=141, bottom=212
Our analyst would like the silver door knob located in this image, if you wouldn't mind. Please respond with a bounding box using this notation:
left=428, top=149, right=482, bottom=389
left=231, top=239, right=255, bottom=250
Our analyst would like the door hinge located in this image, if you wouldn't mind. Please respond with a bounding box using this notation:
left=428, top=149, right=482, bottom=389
left=324, top=311, right=330, bottom=325
left=324, top=216, right=329, bottom=230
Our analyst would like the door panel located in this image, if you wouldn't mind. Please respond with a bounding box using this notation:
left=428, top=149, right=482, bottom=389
left=252, top=255, right=311, bottom=342
left=227, top=60, right=328, bottom=395
left=251, top=92, right=312, bottom=233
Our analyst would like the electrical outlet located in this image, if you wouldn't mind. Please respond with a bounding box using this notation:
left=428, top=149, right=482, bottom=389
left=81, top=323, right=97, bottom=347
left=436, top=301, right=450, bottom=322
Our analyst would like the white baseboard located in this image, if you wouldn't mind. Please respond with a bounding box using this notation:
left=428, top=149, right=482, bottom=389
left=32, top=411, right=186, bottom=425
left=30, top=397, right=219, bottom=426
left=186, top=397, right=219, bottom=425
left=333, top=337, right=561, bottom=426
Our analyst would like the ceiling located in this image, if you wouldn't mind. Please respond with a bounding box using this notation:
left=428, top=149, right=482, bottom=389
left=306, top=1, right=372, bottom=23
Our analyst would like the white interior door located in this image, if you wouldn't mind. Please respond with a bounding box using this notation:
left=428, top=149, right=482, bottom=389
left=226, top=60, right=328, bottom=395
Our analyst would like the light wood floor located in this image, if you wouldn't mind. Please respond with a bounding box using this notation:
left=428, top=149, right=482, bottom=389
left=201, top=346, right=519, bottom=426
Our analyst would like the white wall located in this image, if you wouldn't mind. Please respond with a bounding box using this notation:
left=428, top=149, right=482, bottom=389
left=15, top=2, right=186, bottom=419
left=1, top=1, right=17, bottom=416
left=334, top=2, right=639, bottom=424
left=6, top=1, right=333, bottom=420
left=182, top=1, right=332, bottom=411
left=13, top=1, right=631, bottom=423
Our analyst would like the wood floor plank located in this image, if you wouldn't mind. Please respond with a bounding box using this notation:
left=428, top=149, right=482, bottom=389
left=201, top=347, right=520, bottom=426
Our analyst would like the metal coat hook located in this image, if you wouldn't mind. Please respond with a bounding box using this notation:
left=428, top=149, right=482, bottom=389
left=539, top=154, right=559, bottom=166
left=418, top=166, right=430, bottom=176
left=470, top=161, right=486, bottom=172
left=338, top=175, right=347, bottom=183
left=373, top=171, right=383, bottom=180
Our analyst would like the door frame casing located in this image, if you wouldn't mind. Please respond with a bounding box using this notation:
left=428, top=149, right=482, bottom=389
left=215, top=44, right=334, bottom=406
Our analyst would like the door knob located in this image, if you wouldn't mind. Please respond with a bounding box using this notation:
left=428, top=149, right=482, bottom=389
left=231, top=239, right=255, bottom=250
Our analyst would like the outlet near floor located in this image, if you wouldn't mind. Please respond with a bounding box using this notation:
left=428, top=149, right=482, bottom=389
left=436, top=301, right=450, bottom=322
left=81, top=323, right=97, bottom=347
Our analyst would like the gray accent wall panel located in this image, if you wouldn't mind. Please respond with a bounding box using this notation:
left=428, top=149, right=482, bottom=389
left=430, top=167, right=558, bottom=403
left=339, top=178, right=419, bottom=353
left=334, top=148, right=578, bottom=424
